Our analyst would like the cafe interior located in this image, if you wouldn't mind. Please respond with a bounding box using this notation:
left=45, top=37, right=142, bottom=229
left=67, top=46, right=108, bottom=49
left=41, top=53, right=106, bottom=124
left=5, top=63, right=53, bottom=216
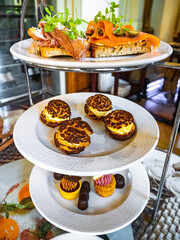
left=0, top=0, right=180, bottom=239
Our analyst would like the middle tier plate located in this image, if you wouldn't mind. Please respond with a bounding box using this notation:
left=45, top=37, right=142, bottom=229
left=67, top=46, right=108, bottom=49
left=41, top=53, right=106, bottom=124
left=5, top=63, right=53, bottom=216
left=13, top=92, right=159, bottom=176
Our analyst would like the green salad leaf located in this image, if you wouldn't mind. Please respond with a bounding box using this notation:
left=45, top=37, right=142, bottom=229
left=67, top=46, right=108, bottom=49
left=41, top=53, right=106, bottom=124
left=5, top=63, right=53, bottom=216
left=93, top=1, right=133, bottom=34
left=40, top=5, right=87, bottom=40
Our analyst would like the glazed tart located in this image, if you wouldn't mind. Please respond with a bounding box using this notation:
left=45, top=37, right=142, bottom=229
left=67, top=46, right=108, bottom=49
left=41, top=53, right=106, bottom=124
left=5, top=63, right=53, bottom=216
left=59, top=176, right=82, bottom=200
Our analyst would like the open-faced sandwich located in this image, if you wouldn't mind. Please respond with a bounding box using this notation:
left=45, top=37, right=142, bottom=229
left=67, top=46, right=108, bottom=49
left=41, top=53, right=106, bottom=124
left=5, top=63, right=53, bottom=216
left=28, top=2, right=160, bottom=61
left=28, top=6, right=90, bottom=61
left=86, top=1, right=160, bottom=58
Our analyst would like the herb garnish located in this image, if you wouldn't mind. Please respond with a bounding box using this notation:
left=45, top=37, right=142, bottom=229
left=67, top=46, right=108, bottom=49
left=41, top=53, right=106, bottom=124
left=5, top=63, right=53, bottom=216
left=93, top=1, right=133, bottom=35
left=40, top=5, right=87, bottom=40
left=0, top=198, right=34, bottom=219
left=0, top=182, right=34, bottom=219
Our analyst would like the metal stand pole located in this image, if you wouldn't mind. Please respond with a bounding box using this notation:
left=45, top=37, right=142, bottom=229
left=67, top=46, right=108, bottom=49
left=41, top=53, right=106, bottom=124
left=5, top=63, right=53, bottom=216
left=20, top=0, right=33, bottom=106
left=24, top=63, right=33, bottom=106
left=152, top=90, right=180, bottom=221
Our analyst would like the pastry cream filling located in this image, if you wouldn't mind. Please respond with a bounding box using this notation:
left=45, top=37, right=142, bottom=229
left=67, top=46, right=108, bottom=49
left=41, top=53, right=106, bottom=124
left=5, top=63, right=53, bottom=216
left=89, top=107, right=112, bottom=117
left=43, top=109, right=69, bottom=122
left=108, top=122, right=134, bottom=134
left=56, top=134, right=81, bottom=147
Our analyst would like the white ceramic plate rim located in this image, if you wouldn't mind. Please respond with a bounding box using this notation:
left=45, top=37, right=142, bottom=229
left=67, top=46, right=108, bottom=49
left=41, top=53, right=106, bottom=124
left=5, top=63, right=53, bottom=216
left=30, top=163, right=149, bottom=235
left=10, top=39, right=172, bottom=69
left=13, top=92, right=159, bottom=176
left=0, top=159, right=41, bottom=237
left=51, top=233, right=102, bottom=240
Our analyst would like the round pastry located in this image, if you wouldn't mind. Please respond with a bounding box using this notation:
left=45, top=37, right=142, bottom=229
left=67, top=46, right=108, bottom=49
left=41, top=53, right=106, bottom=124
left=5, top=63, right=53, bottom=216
left=84, top=94, right=112, bottom=121
left=93, top=174, right=116, bottom=197
left=40, top=99, right=71, bottom=128
left=59, top=177, right=81, bottom=200
left=104, top=110, right=136, bottom=141
left=54, top=117, right=93, bottom=154
left=114, top=174, right=125, bottom=188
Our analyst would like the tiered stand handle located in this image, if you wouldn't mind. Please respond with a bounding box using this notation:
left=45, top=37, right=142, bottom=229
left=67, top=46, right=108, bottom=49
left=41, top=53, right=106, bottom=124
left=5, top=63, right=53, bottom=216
left=20, top=0, right=180, bottom=225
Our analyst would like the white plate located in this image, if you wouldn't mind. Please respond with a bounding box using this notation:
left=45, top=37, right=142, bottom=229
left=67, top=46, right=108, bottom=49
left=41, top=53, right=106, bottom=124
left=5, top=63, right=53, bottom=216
left=14, top=92, right=159, bottom=176
left=143, top=149, right=180, bottom=196
left=10, top=39, right=172, bottom=69
left=0, top=159, right=41, bottom=237
left=30, top=163, right=149, bottom=235
left=51, top=233, right=102, bottom=240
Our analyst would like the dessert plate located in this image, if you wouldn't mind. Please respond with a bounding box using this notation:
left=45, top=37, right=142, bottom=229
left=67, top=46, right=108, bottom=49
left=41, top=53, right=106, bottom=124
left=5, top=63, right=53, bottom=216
left=0, top=159, right=41, bottom=236
left=51, top=233, right=102, bottom=240
left=0, top=159, right=66, bottom=238
left=13, top=92, right=159, bottom=176
left=30, top=163, right=149, bottom=235
left=10, top=39, right=172, bottom=71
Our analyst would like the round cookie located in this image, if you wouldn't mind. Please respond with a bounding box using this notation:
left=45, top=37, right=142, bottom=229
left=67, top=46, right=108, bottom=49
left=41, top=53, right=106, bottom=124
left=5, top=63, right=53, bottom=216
left=40, top=99, right=71, bottom=128
left=104, top=110, right=136, bottom=141
left=54, top=117, right=93, bottom=154
left=84, top=94, right=112, bottom=121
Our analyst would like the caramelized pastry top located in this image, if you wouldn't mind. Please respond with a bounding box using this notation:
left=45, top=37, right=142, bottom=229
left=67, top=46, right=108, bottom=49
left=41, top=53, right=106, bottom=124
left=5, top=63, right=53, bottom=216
left=104, top=110, right=134, bottom=129
left=85, top=94, right=112, bottom=111
left=44, top=99, right=71, bottom=119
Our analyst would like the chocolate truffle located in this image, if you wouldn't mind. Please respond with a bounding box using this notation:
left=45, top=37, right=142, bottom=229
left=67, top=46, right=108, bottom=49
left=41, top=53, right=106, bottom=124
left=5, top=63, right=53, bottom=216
left=80, top=186, right=89, bottom=196
left=78, top=195, right=88, bottom=210
left=114, top=174, right=125, bottom=188
left=82, top=181, right=90, bottom=192
left=79, top=193, right=89, bottom=201
left=53, top=173, right=64, bottom=181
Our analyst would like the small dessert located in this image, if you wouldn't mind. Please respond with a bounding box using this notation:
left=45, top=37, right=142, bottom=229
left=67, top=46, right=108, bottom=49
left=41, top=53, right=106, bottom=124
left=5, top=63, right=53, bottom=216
left=82, top=181, right=91, bottom=193
left=78, top=195, right=88, bottom=210
left=114, top=174, right=125, bottom=188
left=93, top=174, right=116, bottom=197
left=59, top=176, right=81, bottom=200
left=78, top=181, right=91, bottom=210
left=80, top=186, right=89, bottom=196
left=84, top=94, right=112, bottom=121
left=54, top=117, right=93, bottom=154
left=104, top=110, right=136, bottom=141
left=40, top=99, right=71, bottom=128
left=53, top=173, right=64, bottom=181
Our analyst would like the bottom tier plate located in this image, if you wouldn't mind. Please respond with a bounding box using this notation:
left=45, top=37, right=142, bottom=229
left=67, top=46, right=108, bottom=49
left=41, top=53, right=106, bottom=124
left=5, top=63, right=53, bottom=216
left=29, top=163, right=150, bottom=235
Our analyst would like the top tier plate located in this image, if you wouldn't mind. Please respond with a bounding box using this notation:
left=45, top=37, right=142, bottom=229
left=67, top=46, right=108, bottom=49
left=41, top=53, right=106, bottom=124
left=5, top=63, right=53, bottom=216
left=13, top=93, right=159, bottom=176
left=10, top=39, right=172, bottom=72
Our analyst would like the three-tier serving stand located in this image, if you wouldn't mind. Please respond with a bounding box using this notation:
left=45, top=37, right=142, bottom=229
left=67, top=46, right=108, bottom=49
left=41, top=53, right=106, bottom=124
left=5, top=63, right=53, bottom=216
left=10, top=0, right=180, bottom=236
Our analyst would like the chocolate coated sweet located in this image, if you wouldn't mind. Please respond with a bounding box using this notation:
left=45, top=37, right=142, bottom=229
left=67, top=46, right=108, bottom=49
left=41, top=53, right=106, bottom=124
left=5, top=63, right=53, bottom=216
left=114, top=174, right=125, bottom=188
left=82, top=181, right=90, bottom=192
left=53, top=173, right=64, bottom=181
left=80, top=186, right=89, bottom=195
left=79, top=193, right=89, bottom=201
left=78, top=195, right=88, bottom=210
